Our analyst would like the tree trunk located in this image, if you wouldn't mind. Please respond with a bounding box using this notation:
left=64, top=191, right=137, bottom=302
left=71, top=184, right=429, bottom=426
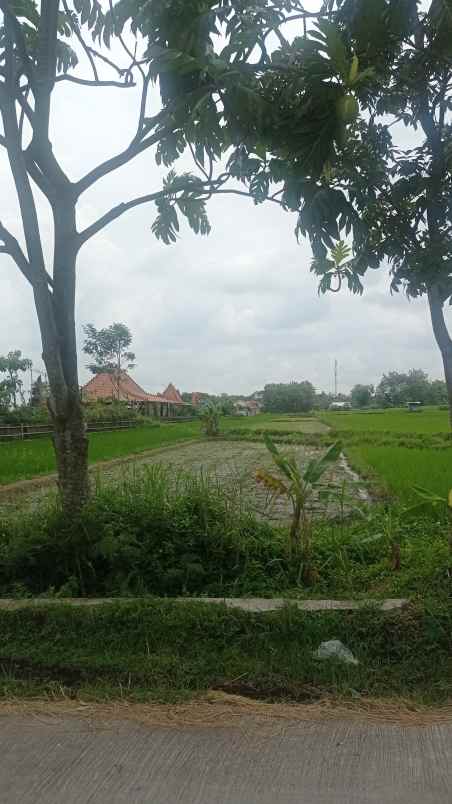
left=32, top=198, right=90, bottom=517
left=53, top=403, right=89, bottom=515
left=428, top=286, right=452, bottom=431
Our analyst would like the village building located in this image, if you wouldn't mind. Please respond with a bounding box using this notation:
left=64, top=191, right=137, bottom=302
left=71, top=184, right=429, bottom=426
left=81, top=372, right=189, bottom=417
left=234, top=399, right=261, bottom=416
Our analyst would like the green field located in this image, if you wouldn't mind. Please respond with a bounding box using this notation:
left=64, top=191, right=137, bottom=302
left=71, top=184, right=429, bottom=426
left=0, top=421, right=201, bottom=485
left=347, top=445, right=452, bottom=502
left=322, top=407, right=449, bottom=434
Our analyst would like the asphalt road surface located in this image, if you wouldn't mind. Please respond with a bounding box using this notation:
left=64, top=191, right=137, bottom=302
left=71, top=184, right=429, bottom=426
left=1, top=710, right=452, bottom=803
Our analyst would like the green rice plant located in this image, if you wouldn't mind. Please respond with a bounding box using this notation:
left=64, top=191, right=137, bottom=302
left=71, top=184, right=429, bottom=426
left=256, top=434, right=341, bottom=584
left=402, top=485, right=452, bottom=572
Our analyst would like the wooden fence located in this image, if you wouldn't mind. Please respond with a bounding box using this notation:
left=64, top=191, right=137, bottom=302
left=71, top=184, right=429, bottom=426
left=0, top=419, right=139, bottom=442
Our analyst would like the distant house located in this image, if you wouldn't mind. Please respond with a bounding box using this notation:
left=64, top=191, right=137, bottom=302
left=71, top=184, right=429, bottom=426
left=234, top=399, right=260, bottom=416
left=191, top=392, right=210, bottom=408
left=329, top=401, right=351, bottom=411
left=406, top=401, right=422, bottom=412
left=81, top=372, right=188, bottom=417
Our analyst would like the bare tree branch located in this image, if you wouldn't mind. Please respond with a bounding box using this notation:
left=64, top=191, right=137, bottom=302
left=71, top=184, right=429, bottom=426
left=34, top=0, right=59, bottom=144
left=1, top=19, right=47, bottom=282
left=62, top=0, right=99, bottom=82
left=78, top=175, right=284, bottom=246
left=134, top=69, right=152, bottom=141
left=108, top=0, right=145, bottom=80
left=86, top=46, right=131, bottom=76
left=0, top=219, right=38, bottom=285
left=74, top=116, right=168, bottom=197
left=77, top=189, right=167, bottom=245
left=55, top=74, right=135, bottom=88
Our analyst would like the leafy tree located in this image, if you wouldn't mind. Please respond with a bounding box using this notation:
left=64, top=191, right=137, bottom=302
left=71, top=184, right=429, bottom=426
left=208, top=2, right=452, bottom=428
left=30, top=374, right=49, bottom=407
left=0, top=350, right=32, bottom=408
left=263, top=381, right=316, bottom=413
left=1, top=0, right=329, bottom=513
left=350, top=384, right=374, bottom=409
left=430, top=380, right=448, bottom=406
left=375, top=369, right=442, bottom=407
left=83, top=322, right=136, bottom=377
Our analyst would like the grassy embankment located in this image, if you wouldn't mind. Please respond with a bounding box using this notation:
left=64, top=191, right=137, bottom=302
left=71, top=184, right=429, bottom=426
left=1, top=600, right=450, bottom=705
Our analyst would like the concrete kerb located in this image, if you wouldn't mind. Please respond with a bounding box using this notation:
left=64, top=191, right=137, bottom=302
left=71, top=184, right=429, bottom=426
left=0, top=597, right=409, bottom=612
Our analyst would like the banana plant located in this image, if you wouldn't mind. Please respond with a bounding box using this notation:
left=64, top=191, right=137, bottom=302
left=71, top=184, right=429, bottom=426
left=199, top=401, right=221, bottom=437
left=256, top=434, right=342, bottom=584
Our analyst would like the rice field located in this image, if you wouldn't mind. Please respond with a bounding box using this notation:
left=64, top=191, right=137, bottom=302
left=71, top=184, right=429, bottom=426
left=347, top=445, right=452, bottom=503
left=322, top=407, right=449, bottom=434
left=0, top=421, right=201, bottom=485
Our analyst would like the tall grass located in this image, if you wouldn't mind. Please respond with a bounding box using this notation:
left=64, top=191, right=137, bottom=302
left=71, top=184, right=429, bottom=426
left=0, top=465, right=450, bottom=599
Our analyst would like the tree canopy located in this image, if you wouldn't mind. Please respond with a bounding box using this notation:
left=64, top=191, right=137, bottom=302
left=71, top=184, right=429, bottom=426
left=263, top=381, right=316, bottom=413
left=83, top=322, right=136, bottom=375
left=375, top=369, right=447, bottom=408
left=0, top=350, right=32, bottom=408
left=350, top=384, right=374, bottom=409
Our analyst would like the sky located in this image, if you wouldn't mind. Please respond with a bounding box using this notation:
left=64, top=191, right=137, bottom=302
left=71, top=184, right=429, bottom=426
left=0, top=7, right=450, bottom=398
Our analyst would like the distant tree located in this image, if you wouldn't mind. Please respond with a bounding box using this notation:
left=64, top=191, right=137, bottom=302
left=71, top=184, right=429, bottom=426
left=375, top=370, right=434, bottom=407
left=0, top=350, right=32, bottom=408
left=313, top=391, right=332, bottom=411
left=83, top=323, right=136, bottom=377
left=31, top=375, right=49, bottom=407
left=430, top=380, right=448, bottom=406
left=263, top=381, right=316, bottom=414
left=351, top=384, right=374, bottom=409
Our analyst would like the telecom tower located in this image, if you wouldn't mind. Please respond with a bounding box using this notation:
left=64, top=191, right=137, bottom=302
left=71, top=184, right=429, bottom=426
left=334, top=360, right=338, bottom=398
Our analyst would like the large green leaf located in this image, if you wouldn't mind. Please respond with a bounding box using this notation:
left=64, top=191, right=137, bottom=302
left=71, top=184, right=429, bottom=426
left=303, top=442, right=342, bottom=485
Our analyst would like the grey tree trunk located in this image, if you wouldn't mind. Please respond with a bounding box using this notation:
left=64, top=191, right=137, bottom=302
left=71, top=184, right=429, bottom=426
left=428, top=286, right=452, bottom=431
left=53, top=404, right=89, bottom=514
left=32, top=199, right=90, bottom=517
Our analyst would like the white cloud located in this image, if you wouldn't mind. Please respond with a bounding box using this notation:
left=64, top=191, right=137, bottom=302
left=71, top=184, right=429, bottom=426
left=0, top=73, right=449, bottom=398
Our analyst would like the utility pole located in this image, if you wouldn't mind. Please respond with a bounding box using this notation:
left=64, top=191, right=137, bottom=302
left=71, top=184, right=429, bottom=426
left=334, top=360, right=338, bottom=398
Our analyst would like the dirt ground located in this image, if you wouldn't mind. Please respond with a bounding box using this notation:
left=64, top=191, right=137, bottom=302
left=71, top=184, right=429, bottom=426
left=0, top=440, right=368, bottom=521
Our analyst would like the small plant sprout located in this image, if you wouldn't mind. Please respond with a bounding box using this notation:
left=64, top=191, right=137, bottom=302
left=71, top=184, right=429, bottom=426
left=256, top=434, right=342, bottom=584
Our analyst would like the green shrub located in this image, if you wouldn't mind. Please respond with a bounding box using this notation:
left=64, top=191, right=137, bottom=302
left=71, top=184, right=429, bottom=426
left=0, top=466, right=289, bottom=598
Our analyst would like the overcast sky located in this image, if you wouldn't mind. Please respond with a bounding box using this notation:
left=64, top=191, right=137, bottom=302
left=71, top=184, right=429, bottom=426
left=0, top=7, right=450, bottom=398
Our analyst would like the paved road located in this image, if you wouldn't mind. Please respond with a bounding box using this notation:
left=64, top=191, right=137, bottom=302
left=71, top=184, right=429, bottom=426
left=1, top=711, right=452, bottom=803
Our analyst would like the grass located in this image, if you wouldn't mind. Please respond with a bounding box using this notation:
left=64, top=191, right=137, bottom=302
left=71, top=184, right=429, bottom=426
left=1, top=466, right=450, bottom=600
left=347, top=445, right=452, bottom=503
left=0, top=600, right=450, bottom=704
left=322, top=407, right=450, bottom=434
left=0, top=421, right=201, bottom=485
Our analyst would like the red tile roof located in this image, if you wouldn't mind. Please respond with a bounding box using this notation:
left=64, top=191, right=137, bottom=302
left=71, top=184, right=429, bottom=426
left=82, top=372, right=163, bottom=404
left=82, top=372, right=187, bottom=405
left=161, top=383, right=184, bottom=404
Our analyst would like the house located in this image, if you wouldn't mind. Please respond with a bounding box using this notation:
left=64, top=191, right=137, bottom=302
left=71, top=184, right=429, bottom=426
left=81, top=372, right=188, bottom=417
left=329, top=401, right=351, bottom=411
left=234, top=399, right=261, bottom=416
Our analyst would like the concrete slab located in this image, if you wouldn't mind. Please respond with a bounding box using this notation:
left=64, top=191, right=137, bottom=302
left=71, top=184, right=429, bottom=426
left=1, top=711, right=451, bottom=803
left=0, top=597, right=409, bottom=612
